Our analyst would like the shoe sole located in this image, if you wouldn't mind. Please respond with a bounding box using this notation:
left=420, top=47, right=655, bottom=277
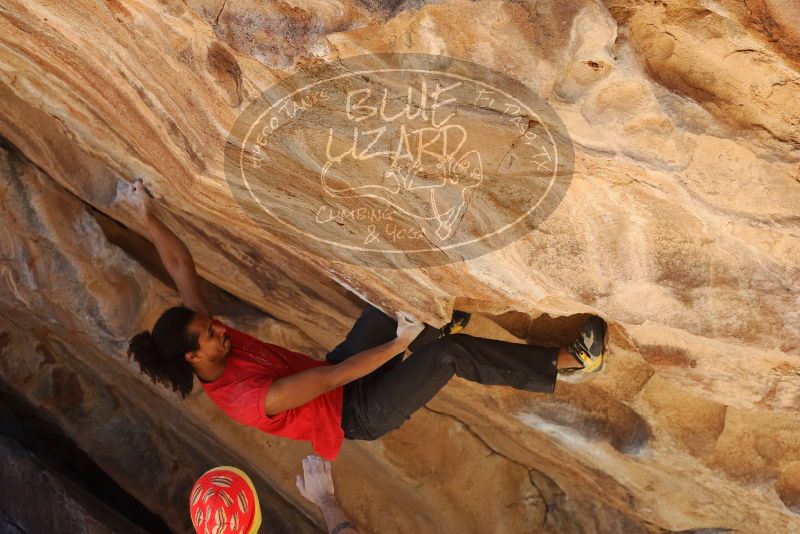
left=566, top=317, right=607, bottom=374
left=445, top=312, right=471, bottom=335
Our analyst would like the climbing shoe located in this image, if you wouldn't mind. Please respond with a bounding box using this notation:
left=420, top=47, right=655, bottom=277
left=562, top=316, right=606, bottom=374
left=439, top=310, right=471, bottom=338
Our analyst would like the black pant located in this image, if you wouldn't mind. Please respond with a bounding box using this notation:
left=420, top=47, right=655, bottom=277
left=325, top=305, right=559, bottom=441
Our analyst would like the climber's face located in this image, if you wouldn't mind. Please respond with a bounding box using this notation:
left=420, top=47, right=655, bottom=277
left=184, top=312, right=232, bottom=364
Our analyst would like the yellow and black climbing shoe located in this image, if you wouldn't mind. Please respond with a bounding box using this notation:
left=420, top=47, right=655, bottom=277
left=440, top=310, right=471, bottom=337
left=563, top=316, right=606, bottom=374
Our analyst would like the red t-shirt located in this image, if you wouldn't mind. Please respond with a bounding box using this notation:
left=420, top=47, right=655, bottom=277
left=201, top=319, right=345, bottom=460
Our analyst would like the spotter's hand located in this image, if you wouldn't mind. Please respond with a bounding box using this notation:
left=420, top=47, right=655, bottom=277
left=295, top=455, right=335, bottom=506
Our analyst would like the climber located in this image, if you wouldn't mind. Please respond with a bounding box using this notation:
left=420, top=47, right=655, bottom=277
left=125, top=178, right=607, bottom=461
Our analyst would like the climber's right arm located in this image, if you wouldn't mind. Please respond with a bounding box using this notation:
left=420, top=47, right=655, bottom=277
left=264, top=315, right=424, bottom=416
left=131, top=178, right=211, bottom=316
left=264, top=335, right=408, bottom=416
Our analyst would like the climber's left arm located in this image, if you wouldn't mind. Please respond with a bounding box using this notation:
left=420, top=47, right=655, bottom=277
left=130, top=178, right=211, bottom=316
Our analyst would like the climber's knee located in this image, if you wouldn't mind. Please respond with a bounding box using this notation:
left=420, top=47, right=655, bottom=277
left=427, top=334, right=469, bottom=365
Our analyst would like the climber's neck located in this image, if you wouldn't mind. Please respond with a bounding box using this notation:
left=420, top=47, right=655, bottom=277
left=192, top=357, right=228, bottom=384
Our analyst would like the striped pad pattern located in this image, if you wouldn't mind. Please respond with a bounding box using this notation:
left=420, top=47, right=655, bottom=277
left=190, top=466, right=262, bottom=534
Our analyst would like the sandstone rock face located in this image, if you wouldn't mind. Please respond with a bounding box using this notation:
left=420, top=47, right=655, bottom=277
left=0, top=435, right=147, bottom=534
left=0, top=0, right=799, bottom=532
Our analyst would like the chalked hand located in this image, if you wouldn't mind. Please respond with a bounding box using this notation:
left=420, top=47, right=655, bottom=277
left=129, top=177, right=156, bottom=219
left=296, top=455, right=335, bottom=506
left=396, top=312, right=425, bottom=345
